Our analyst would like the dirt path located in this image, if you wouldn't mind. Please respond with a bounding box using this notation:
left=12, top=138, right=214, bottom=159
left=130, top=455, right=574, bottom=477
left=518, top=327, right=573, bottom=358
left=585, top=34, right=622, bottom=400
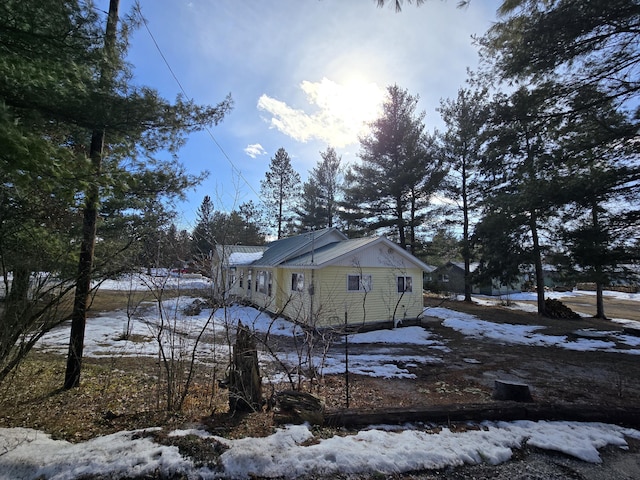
left=553, top=294, right=640, bottom=322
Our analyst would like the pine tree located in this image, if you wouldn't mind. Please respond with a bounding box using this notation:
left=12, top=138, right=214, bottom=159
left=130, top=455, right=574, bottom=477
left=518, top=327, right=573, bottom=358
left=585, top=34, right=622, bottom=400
left=237, top=201, right=266, bottom=245
left=479, top=85, right=563, bottom=316
left=344, top=85, right=445, bottom=253
left=438, top=86, right=489, bottom=301
left=296, top=181, right=326, bottom=232
left=315, top=147, right=342, bottom=228
left=192, top=195, right=215, bottom=258
left=260, top=148, right=302, bottom=238
left=296, top=147, right=342, bottom=231
left=557, top=87, right=640, bottom=318
left=0, top=0, right=232, bottom=387
left=482, top=0, right=640, bottom=114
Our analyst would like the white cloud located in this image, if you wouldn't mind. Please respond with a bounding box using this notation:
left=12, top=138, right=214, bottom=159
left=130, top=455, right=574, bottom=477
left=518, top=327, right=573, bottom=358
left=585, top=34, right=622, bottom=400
left=257, top=77, right=384, bottom=148
left=244, top=143, right=267, bottom=158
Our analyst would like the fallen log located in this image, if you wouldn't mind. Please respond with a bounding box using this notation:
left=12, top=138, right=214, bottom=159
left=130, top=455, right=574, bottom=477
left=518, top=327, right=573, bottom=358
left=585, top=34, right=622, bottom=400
left=273, top=390, right=324, bottom=425
left=324, top=403, right=640, bottom=429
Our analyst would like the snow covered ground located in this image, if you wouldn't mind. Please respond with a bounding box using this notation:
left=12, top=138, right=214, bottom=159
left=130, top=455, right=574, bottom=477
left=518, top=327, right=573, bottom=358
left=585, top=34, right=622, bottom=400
left=426, top=306, right=640, bottom=355
left=35, top=274, right=452, bottom=380
left=2, top=275, right=640, bottom=479
left=2, top=420, right=640, bottom=479
left=469, top=289, right=640, bottom=327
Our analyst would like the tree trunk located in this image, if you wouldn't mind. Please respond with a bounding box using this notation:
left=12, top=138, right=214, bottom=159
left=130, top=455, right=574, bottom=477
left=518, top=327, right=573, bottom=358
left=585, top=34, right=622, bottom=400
left=592, top=204, right=607, bottom=319
left=529, top=210, right=547, bottom=316
left=396, top=196, right=406, bottom=250
left=595, top=282, right=607, bottom=319
left=273, top=390, right=324, bottom=425
left=463, top=258, right=472, bottom=302
left=409, top=190, right=417, bottom=255
left=64, top=0, right=119, bottom=390
left=64, top=133, right=102, bottom=389
left=1, top=267, right=31, bottom=360
left=462, top=161, right=472, bottom=302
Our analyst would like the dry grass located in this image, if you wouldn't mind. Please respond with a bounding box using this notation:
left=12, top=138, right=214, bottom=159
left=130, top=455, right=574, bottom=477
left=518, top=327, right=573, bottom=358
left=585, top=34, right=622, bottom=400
left=3, top=292, right=639, bottom=454
left=0, top=353, right=229, bottom=442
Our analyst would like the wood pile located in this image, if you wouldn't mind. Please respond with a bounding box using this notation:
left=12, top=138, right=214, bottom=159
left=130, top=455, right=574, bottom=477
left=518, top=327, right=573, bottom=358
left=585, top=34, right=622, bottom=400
left=545, top=298, right=581, bottom=319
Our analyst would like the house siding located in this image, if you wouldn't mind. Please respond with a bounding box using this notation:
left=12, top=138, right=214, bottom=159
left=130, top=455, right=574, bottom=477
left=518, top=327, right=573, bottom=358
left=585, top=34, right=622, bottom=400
left=236, top=264, right=424, bottom=327
left=313, top=266, right=424, bottom=327
left=218, top=231, right=430, bottom=328
left=248, top=268, right=276, bottom=312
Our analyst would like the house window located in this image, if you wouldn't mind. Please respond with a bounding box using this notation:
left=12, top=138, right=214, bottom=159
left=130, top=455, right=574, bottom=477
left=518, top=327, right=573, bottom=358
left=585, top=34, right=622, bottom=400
left=239, top=271, right=244, bottom=288
left=397, top=276, right=413, bottom=293
left=257, top=270, right=269, bottom=294
left=439, top=274, right=449, bottom=283
left=347, top=274, right=372, bottom=292
left=291, top=272, right=304, bottom=292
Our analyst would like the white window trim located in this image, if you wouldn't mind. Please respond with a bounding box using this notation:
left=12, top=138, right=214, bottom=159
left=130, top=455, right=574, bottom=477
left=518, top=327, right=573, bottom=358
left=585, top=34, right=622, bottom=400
left=347, top=274, right=372, bottom=292
left=257, top=270, right=270, bottom=295
left=291, top=272, right=305, bottom=292
left=397, top=275, right=413, bottom=293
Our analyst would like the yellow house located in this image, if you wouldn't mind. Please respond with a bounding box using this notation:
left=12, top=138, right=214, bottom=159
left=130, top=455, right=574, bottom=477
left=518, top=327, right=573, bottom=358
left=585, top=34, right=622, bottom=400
left=221, top=228, right=434, bottom=329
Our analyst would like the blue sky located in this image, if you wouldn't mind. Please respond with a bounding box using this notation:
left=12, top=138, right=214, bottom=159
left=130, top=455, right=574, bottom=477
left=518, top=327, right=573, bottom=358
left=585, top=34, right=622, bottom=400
left=108, top=0, right=500, bottom=230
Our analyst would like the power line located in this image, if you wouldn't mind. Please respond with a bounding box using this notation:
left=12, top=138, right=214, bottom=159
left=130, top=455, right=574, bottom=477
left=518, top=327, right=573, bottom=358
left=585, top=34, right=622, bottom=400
left=133, top=1, right=264, bottom=206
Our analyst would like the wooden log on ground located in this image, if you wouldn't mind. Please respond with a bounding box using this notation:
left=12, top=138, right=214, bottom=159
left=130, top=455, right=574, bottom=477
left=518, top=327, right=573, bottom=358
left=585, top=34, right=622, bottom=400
left=324, top=403, right=640, bottom=429
left=273, top=390, right=324, bottom=425
left=493, top=380, right=533, bottom=402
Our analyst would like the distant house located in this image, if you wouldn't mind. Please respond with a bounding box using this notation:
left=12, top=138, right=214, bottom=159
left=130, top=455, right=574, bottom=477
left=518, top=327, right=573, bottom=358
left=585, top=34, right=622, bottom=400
left=430, top=261, right=523, bottom=296
left=215, top=228, right=435, bottom=328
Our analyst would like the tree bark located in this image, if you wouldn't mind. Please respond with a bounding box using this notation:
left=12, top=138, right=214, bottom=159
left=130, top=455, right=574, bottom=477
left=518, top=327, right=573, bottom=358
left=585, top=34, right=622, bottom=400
left=1, top=267, right=31, bottom=360
left=396, top=195, right=406, bottom=250
left=64, top=132, right=102, bottom=389
left=529, top=210, right=547, bottom=316
left=592, top=204, right=607, bottom=319
left=595, top=281, right=606, bottom=319
left=228, top=321, right=262, bottom=412
left=461, top=160, right=473, bottom=302
left=63, top=0, right=119, bottom=389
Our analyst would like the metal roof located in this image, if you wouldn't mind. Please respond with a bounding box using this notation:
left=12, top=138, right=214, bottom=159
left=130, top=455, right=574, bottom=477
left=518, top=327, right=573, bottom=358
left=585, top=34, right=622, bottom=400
left=280, top=237, right=378, bottom=267
left=281, top=235, right=436, bottom=273
left=251, top=227, right=347, bottom=267
left=219, top=229, right=435, bottom=273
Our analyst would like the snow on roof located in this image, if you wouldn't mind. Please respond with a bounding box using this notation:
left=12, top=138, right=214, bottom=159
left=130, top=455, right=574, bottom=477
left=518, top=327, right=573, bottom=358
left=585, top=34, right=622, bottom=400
left=229, top=251, right=263, bottom=265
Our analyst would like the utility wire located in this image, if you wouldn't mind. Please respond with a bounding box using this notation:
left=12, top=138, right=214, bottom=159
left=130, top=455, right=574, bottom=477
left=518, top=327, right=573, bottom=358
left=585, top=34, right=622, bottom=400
left=133, top=1, right=263, bottom=205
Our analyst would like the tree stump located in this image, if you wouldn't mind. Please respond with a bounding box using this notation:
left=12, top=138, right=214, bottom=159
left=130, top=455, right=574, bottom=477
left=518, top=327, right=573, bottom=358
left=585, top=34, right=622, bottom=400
left=228, top=321, right=262, bottom=412
left=273, top=390, right=324, bottom=425
left=493, top=380, right=533, bottom=402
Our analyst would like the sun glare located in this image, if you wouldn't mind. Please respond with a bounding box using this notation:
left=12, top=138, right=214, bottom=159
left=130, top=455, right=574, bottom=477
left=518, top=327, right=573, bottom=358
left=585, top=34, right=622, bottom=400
left=302, top=77, right=384, bottom=135
left=258, top=77, right=385, bottom=147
